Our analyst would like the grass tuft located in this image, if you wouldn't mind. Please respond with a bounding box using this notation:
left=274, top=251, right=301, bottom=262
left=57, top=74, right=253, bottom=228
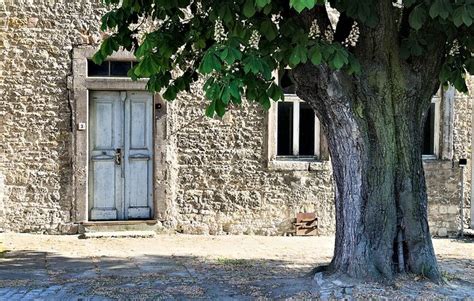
left=216, top=258, right=250, bottom=266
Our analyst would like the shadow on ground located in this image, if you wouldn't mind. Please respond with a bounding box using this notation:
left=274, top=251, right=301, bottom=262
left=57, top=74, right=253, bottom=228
left=0, top=247, right=474, bottom=300
left=0, top=250, right=322, bottom=300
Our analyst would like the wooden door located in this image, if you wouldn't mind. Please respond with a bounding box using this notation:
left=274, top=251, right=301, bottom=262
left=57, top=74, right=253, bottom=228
left=89, top=91, right=153, bottom=221
left=124, top=91, right=153, bottom=219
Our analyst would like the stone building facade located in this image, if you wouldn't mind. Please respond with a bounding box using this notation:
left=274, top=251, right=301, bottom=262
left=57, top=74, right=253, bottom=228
left=0, top=0, right=472, bottom=236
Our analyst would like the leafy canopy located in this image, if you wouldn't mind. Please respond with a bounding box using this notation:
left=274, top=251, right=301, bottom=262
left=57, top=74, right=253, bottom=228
left=94, top=0, right=473, bottom=117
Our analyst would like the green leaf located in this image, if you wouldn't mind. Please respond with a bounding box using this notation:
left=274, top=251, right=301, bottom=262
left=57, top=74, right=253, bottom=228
left=243, top=55, right=264, bottom=74
left=453, top=6, right=464, bottom=27
left=429, top=0, right=441, bottom=19
left=466, top=58, right=474, bottom=74
left=255, top=0, right=271, bottom=8
left=267, top=83, right=283, bottom=101
left=260, top=94, right=271, bottom=110
left=243, top=0, right=256, bottom=18
left=219, top=47, right=229, bottom=61
left=462, top=7, right=473, bottom=26
left=199, top=50, right=221, bottom=74
left=229, top=81, right=242, bottom=104
left=163, top=85, right=177, bottom=101
left=290, top=0, right=316, bottom=13
left=218, top=5, right=234, bottom=24
left=134, top=54, right=161, bottom=77
left=438, top=0, right=452, bottom=19
left=454, top=75, right=468, bottom=92
left=92, top=51, right=104, bottom=65
left=194, top=38, right=206, bottom=49
left=260, top=20, right=278, bottom=41
left=221, top=86, right=231, bottom=104
left=309, top=46, right=322, bottom=65
left=206, top=100, right=216, bottom=117
left=100, top=37, right=120, bottom=58
left=409, top=5, right=427, bottom=30
left=332, top=49, right=349, bottom=70
left=215, top=98, right=226, bottom=117
left=289, top=45, right=307, bottom=66
left=347, top=55, right=361, bottom=75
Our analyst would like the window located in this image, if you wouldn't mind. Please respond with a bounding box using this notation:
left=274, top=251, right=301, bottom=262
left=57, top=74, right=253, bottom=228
left=274, top=69, right=323, bottom=160
left=422, top=94, right=441, bottom=159
left=87, top=59, right=135, bottom=77
left=276, top=97, right=321, bottom=158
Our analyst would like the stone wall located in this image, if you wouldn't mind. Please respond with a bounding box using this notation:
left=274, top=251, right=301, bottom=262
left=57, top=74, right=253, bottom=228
left=426, top=161, right=463, bottom=237
left=0, top=0, right=472, bottom=236
left=170, top=93, right=335, bottom=235
left=0, top=172, right=5, bottom=232
left=453, top=76, right=473, bottom=230
left=0, top=0, right=104, bottom=232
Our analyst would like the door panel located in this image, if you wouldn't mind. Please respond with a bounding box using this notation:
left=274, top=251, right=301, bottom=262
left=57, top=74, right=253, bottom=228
left=124, top=92, right=153, bottom=219
left=90, top=159, right=118, bottom=220
left=89, top=91, right=123, bottom=220
left=89, top=90, right=153, bottom=221
left=130, top=101, right=147, bottom=149
left=94, top=102, right=114, bottom=149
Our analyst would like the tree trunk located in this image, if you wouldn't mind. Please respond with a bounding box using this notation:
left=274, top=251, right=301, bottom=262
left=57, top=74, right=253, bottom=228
left=293, top=63, right=443, bottom=282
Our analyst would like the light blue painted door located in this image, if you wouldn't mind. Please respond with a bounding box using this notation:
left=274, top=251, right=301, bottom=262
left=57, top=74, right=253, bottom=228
left=124, top=91, right=153, bottom=219
left=89, top=91, right=153, bottom=220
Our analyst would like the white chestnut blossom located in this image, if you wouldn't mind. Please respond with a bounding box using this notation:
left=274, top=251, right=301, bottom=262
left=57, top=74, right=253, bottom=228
left=308, top=20, right=321, bottom=39
left=271, top=13, right=282, bottom=26
left=213, top=18, right=227, bottom=43
left=196, top=1, right=203, bottom=14
left=343, top=21, right=360, bottom=47
left=449, top=40, right=461, bottom=56
left=324, top=25, right=334, bottom=43
left=249, top=30, right=261, bottom=49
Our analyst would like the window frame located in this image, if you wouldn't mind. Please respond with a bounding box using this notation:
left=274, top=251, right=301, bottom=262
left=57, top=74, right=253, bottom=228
left=422, top=93, right=441, bottom=160
left=87, top=59, right=137, bottom=78
left=267, top=71, right=329, bottom=171
left=275, top=95, right=321, bottom=159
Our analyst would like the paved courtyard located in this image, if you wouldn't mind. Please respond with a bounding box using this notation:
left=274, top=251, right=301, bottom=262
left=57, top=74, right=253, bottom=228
left=0, top=233, right=473, bottom=300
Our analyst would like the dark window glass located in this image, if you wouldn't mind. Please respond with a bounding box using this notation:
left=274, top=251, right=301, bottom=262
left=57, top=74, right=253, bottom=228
left=277, top=102, right=293, bottom=156
left=110, top=61, right=132, bottom=77
left=279, top=69, right=296, bottom=94
left=299, top=102, right=315, bottom=156
left=88, top=60, right=109, bottom=76
left=422, top=103, right=436, bottom=155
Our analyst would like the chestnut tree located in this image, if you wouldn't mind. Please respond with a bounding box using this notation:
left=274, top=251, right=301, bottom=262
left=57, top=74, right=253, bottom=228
left=94, top=0, right=473, bottom=282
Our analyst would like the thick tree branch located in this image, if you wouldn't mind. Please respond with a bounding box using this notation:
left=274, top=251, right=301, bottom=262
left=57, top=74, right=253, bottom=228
left=355, top=1, right=399, bottom=63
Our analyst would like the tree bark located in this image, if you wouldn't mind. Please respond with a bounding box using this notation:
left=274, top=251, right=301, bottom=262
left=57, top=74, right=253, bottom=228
left=293, top=62, right=443, bottom=282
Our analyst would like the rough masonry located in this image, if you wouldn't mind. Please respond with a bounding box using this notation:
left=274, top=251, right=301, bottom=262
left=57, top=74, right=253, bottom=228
left=0, top=0, right=472, bottom=236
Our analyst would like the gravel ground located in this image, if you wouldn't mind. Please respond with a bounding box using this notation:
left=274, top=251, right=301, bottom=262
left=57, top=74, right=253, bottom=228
left=0, top=233, right=473, bottom=300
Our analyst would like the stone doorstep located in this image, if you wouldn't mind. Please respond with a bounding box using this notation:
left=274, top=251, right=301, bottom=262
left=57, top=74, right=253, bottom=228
left=78, top=230, right=157, bottom=239
left=462, top=228, right=474, bottom=237
left=78, top=220, right=162, bottom=234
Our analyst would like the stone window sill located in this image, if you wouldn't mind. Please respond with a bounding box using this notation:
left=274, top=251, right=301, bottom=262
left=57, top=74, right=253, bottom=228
left=422, top=155, right=438, bottom=161
left=267, top=158, right=330, bottom=171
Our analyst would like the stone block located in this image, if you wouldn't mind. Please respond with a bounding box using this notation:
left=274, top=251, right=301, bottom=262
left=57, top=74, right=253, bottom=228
left=438, top=228, right=448, bottom=237
left=439, top=206, right=448, bottom=214
left=448, top=206, right=458, bottom=214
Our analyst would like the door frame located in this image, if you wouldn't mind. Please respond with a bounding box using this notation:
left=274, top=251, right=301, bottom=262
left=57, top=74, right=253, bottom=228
left=72, top=47, right=167, bottom=223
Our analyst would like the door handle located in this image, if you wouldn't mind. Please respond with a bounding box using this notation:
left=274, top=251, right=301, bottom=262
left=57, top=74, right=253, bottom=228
left=115, top=148, right=122, bottom=165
